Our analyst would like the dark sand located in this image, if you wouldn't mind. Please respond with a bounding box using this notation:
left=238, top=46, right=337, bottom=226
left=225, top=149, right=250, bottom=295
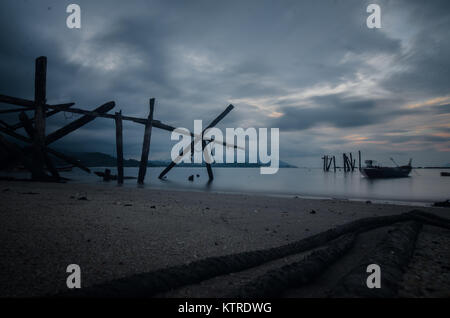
left=0, top=181, right=448, bottom=297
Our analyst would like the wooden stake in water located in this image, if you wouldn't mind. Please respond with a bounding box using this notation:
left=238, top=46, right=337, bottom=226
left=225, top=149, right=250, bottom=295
left=138, top=98, right=155, bottom=184
left=115, top=111, right=124, bottom=184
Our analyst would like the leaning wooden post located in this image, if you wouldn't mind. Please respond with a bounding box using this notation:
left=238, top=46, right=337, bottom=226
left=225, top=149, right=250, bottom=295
left=202, top=139, right=214, bottom=180
left=322, top=156, right=326, bottom=171
left=115, top=111, right=124, bottom=184
left=32, top=56, right=48, bottom=180
left=137, top=98, right=155, bottom=184
left=349, top=153, right=354, bottom=171
left=342, top=154, right=346, bottom=172
left=326, top=156, right=333, bottom=171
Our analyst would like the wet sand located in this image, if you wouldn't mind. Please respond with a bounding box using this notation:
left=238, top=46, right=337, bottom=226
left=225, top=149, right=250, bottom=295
left=0, top=181, right=448, bottom=297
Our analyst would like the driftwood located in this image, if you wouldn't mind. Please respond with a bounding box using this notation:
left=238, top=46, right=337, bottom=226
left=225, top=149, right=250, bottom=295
left=58, top=210, right=450, bottom=298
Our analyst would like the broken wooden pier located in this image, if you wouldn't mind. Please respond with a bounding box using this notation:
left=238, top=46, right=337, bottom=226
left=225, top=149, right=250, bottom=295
left=0, top=56, right=237, bottom=184
left=322, top=151, right=362, bottom=173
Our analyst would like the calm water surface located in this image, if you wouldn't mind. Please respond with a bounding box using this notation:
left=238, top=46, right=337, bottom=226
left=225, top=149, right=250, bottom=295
left=18, top=167, right=448, bottom=205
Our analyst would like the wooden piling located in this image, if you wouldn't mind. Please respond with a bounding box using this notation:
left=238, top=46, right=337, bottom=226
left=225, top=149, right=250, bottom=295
left=32, top=56, right=48, bottom=180
left=349, top=153, right=354, bottom=171
left=137, top=98, right=155, bottom=184
left=358, top=150, right=361, bottom=171
left=202, top=140, right=214, bottom=180
left=342, top=154, right=347, bottom=172
left=115, top=111, right=124, bottom=184
left=34, top=57, right=46, bottom=144
left=191, top=137, right=194, bottom=160
left=326, top=156, right=333, bottom=171
left=333, top=156, right=336, bottom=172
left=19, top=111, right=60, bottom=180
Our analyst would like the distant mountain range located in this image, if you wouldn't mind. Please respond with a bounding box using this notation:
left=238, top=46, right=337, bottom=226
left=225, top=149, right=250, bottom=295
left=65, top=152, right=297, bottom=168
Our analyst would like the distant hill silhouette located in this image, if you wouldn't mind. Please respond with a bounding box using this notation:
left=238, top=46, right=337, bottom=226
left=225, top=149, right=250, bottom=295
left=64, top=152, right=297, bottom=168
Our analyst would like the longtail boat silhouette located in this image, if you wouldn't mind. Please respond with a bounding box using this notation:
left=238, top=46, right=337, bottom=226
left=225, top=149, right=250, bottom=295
left=361, top=158, right=412, bottom=179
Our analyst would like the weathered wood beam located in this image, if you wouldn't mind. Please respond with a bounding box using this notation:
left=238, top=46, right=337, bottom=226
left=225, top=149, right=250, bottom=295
left=159, top=105, right=234, bottom=179
left=0, top=133, right=41, bottom=177
left=115, top=111, right=124, bottom=184
left=202, top=139, right=214, bottom=180
left=137, top=98, right=155, bottom=184
left=43, top=104, right=239, bottom=150
left=45, top=101, right=115, bottom=145
left=326, top=155, right=333, bottom=171
left=0, top=124, right=90, bottom=173
left=8, top=102, right=75, bottom=131
left=0, top=107, right=34, bottom=114
left=19, top=111, right=60, bottom=180
left=0, top=124, right=32, bottom=143
left=46, top=148, right=90, bottom=174
left=18, top=111, right=35, bottom=138
left=0, top=94, right=35, bottom=108
left=32, top=56, right=48, bottom=180
left=358, top=150, right=361, bottom=171
left=342, top=153, right=347, bottom=172
left=349, top=153, right=354, bottom=171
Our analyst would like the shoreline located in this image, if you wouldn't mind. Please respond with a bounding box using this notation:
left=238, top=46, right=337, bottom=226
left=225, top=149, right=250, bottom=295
left=1, top=177, right=439, bottom=207
left=63, top=178, right=448, bottom=207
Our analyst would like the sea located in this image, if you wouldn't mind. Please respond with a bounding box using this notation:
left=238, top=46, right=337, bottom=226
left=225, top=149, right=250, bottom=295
left=5, top=167, right=448, bottom=206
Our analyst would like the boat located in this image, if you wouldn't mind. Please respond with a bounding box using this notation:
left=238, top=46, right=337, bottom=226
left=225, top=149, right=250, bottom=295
left=441, top=172, right=450, bottom=177
left=361, top=159, right=412, bottom=179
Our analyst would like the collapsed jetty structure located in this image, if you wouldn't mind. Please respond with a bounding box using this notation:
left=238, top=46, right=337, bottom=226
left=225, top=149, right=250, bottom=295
left=0, top=56, right=237, bottom=184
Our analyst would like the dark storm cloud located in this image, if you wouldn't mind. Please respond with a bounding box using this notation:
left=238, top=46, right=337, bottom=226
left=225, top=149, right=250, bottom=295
left=270, top=93, right=424, bottom=131
left=382, top=0, right=450, bottom=97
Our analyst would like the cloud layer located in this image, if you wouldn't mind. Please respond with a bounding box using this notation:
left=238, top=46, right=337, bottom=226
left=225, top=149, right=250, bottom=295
left=0, top=0, right=449, bottom=166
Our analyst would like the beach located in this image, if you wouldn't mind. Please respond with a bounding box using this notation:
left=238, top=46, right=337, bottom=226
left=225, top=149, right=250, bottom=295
left=0, top=180, right=449, bottom=297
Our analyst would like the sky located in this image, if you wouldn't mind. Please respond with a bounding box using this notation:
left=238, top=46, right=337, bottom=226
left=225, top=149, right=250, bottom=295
left=0, top=0, right=449, bottom=167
